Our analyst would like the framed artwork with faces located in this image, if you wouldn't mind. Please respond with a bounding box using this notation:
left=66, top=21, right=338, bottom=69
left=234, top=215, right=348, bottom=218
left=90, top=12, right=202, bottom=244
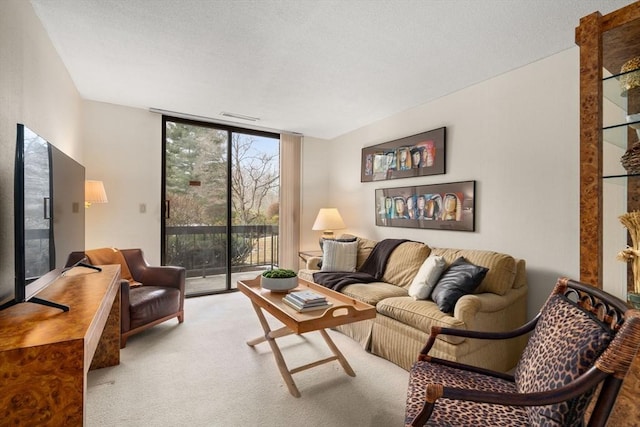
left=361, top=127, right=446, bottom=182
left=375, top=180, right=475, bottom=232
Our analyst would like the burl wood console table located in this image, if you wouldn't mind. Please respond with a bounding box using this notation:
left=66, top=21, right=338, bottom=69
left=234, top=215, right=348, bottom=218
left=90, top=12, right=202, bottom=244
left=237, top=276, right=375, bottom=397
left=0, top=264, right=121, bottom=425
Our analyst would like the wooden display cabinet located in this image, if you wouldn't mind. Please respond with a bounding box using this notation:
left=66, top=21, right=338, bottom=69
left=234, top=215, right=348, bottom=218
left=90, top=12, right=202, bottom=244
left=576, top=2, right=640, bottom=425
left=576, top=2, right=640, bottom=291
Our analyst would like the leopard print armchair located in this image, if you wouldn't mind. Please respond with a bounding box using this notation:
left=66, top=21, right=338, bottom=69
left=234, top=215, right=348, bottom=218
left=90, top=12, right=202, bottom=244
left=405, top=277, right=640, bottom=427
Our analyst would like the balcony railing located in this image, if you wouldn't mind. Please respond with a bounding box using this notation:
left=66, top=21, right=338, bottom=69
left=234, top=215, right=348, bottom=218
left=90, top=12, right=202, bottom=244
left=164, top=224, right=278, bottom=278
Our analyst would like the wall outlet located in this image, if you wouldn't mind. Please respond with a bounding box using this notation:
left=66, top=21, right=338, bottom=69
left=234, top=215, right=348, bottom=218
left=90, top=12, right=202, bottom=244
left=139, top=203, right=146, bottom=214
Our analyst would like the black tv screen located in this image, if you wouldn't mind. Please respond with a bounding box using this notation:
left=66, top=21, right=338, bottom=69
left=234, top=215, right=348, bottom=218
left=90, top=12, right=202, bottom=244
left=1, top=124, right=85, bottom=311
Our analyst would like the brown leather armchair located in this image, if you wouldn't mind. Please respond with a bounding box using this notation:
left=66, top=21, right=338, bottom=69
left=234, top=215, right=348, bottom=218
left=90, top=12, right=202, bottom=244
left=67, top=248, right=185, bottom=348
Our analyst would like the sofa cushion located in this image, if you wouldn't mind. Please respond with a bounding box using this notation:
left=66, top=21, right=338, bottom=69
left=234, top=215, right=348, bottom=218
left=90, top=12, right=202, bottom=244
left=340, top=282, right=408, bottom=306
left=430, top=248, right=516, bottom=295
left=405, top=361, right=528, bottom=427
left=335, top=234, right=357, bottom=242
left=431, top=257, right=488, bottom=313
left=408, top=254, right=446, bottom=300
left=382, top=241, right=431, bottom=288
left=129, top=286, right=181, bottom=329
left=376, top=297, right=467, bottom=344
left=297, top=269, right=315, bottom=283
left=321, top=240, right=357, bottom=272
left=356, top=237, right=378, bottom=270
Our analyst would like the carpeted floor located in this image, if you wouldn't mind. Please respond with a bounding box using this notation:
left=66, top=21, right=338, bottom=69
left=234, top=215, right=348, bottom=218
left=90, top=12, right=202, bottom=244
left=87, top=291, right=409, bottom=426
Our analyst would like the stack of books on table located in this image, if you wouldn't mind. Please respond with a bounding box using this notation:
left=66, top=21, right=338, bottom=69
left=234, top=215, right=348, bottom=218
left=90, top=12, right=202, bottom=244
left=282, top=289, right=332, bottom=312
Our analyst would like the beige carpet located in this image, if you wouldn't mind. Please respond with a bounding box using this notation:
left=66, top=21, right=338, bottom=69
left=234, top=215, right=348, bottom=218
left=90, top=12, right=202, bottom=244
left=87, top=291, right=410, bottom=426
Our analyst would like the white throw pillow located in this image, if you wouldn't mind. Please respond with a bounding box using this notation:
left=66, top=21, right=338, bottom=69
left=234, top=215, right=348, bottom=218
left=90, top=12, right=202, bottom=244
left=408, top=254, right=446, bottom=300
left=321, top=240, right=357, bottom=272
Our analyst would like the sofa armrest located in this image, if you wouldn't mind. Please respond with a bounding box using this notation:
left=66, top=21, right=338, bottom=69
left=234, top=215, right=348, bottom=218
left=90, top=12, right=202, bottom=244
left=120, top=248, right=185, bottom=291
left=454, top=285, right=528, bottom=329
left=418, top=304, right=538, bottom=361
left=306, top=256, right=322, bottom=270
left=140, top=265, right=186, bottom=291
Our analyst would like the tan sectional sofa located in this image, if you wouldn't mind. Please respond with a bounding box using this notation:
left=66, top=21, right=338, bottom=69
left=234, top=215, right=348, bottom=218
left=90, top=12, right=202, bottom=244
left=298, top=237, right=528, bottom=372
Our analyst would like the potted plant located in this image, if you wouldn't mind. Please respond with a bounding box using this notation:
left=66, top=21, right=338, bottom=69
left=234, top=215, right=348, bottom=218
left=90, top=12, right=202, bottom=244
left=261, top=268, right=298, bottom=292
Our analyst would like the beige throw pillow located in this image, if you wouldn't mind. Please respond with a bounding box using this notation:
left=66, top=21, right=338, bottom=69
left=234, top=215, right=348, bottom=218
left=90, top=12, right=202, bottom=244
left=321, top=240, right=358, bottom=272
left=408, top=254, right=446, bottom=300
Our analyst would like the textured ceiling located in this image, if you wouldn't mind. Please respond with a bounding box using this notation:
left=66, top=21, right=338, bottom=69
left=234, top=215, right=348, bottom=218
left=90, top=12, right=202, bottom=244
left=29, top=0, right=636, bottom=139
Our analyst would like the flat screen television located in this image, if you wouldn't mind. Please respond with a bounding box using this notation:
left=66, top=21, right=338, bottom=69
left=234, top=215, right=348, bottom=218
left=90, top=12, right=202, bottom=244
left=0, top=124, right=86, bottom=311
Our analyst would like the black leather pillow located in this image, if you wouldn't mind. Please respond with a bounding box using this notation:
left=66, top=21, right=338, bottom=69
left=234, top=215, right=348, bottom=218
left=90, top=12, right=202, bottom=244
left=431, top=257, right=489, bottom=313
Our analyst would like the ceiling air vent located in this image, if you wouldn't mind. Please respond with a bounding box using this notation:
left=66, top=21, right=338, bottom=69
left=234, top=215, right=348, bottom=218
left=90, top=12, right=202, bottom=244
left=220, top=112, right=260, bottom=122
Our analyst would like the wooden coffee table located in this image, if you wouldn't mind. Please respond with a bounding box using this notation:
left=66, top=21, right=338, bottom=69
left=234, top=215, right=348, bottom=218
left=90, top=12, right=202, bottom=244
left=237, top=276, right=375, bottom=397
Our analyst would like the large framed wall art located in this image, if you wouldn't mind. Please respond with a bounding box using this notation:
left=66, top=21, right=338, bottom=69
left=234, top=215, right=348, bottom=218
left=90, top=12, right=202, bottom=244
left=361, top=127, right=445, bottom=182
left=375, top=180, right=475, bottom=231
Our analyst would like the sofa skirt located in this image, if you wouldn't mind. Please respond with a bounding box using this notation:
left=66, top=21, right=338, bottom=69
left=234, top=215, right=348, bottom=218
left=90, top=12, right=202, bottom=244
left=334, top=318, right=375, bottom=349
left=371, top=315, right=432, bottom=371
left=371, top=314, right=522, bottom=373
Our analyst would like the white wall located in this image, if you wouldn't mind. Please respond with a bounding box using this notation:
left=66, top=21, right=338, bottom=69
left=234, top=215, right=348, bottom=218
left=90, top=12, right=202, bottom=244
left=301, top=48, right=582, bottom=318
left=81, top=101, right=163, bottom=264
left=0, top=0, right=82, bottom=306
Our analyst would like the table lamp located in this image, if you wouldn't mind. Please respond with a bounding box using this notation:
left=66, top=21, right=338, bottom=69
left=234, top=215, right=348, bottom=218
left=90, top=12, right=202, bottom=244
left=312, top=208, right=346, bottom=249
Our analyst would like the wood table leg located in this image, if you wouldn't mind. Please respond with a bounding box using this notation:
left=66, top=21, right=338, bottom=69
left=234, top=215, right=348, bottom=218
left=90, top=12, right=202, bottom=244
left=319, top=329, right=355, bottom=377
left=246, top=326, right=292, bottom=346
left=245, top=303, right=360, bottom=397
left=247, top=302, right=301, bottom=397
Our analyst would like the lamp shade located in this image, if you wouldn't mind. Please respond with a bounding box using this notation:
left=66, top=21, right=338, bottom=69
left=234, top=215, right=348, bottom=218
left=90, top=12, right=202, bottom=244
left=85, top=180, right=108, bottom=207
left=312, top=208, right=346, bottom=232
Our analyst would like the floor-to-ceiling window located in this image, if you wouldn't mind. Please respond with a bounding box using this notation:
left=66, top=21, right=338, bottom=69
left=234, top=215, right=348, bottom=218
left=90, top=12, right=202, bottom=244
left=161, top=117, right=279, bottom=296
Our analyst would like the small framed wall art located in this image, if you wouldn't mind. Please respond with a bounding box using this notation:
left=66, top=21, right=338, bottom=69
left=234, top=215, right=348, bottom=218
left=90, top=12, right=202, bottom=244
left=361, top=127, right=445, bottom=182
left=375, top=180, right=476, bottom=231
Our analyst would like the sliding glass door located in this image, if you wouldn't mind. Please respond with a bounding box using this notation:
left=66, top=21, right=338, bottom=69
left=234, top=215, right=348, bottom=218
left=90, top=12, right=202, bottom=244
left=162, top=117, right=279, bottom=296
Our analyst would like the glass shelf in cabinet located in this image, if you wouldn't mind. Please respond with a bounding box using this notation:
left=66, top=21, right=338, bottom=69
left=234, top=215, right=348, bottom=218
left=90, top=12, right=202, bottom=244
left=603, top=173, right=640, bottom=182
left=603, top=66, right=640, bottom=111
left=603, top=121, right=640, bottom=149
